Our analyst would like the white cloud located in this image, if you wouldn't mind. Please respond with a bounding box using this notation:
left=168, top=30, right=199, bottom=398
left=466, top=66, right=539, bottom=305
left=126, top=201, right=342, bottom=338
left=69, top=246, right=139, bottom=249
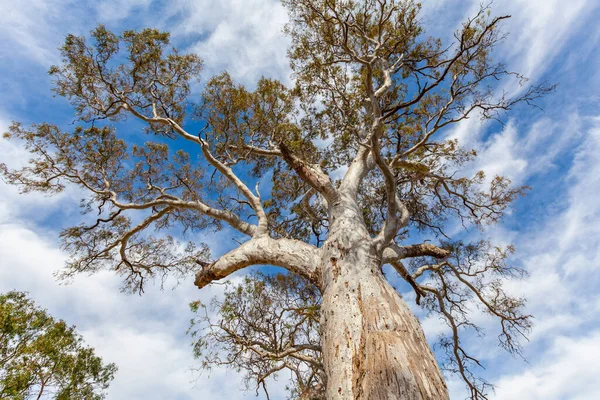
left=439, top=0, right=594, bottom=149
left=497, top=0, right=592, bottom=80
left=0, top=116, right=292, bottom=399
left=0, top=116, right=261, bottom=399
left=0, top=0, right=82, bottom=66
left=0, top=220, right=276, bottom=399
left=174, top=0, right=291, bottom=85
left=446, top=117, right=600, bottom=398
left=0, top=0, right=293, bottom=115
left=474, top=122, right=529, bottom=183
left=0, top=125, right=80, bottom=224
left=94, top=0, right=153, bottom=22
left=493, top=332, right=600, bottom=400
left=421, top=314, right=450, bottom=339
left=82, top=326, right=245, bottom=399
left=470, top=113, right=582, bottom=187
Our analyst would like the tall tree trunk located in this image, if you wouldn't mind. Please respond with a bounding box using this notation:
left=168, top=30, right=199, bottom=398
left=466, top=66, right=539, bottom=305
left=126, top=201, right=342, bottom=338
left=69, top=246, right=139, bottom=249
left=319, top=204, right=449, bottom=399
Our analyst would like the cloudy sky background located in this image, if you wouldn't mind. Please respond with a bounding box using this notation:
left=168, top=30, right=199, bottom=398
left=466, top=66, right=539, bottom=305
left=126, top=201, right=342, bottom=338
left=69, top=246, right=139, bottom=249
left=1, top=0, right=599, bottom=398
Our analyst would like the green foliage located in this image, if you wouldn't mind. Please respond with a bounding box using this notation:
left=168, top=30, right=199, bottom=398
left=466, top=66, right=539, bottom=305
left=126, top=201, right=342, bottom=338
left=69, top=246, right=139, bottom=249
left=0, top=291, right=117, bottom=399
left=49, top=25, right=203, bottom=128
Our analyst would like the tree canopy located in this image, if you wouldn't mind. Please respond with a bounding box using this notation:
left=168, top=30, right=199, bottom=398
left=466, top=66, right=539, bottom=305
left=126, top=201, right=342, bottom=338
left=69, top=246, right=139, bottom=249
left=0, top=1, right=553, bottom=398
left=0, top=291, right=117, bottom=399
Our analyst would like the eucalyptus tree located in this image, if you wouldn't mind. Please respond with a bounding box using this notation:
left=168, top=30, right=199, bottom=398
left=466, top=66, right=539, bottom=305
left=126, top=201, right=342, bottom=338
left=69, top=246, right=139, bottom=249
left=0, top=291, right=116, bottom=399
left=0, top=0, right=551, bottom=398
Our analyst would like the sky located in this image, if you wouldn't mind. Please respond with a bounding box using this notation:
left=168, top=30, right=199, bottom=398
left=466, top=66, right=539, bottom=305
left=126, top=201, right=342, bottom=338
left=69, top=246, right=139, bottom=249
left=0, top=0, right=599, bottom=399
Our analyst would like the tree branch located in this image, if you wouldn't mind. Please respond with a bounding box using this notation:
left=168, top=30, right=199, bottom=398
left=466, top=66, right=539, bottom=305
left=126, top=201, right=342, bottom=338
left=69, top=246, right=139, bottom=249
left=382, top=242, right=450, bottom=264
left=389, top=260, right=426, bottom=305
left=339, top=145, right=375, bottom=196
left=122, top=102, right=269, bottom=236
left=277, top=142, right=338, bottom=203
left=382, top=14, right=511, bottom=119
left=194, top=236, right=321, bottom=289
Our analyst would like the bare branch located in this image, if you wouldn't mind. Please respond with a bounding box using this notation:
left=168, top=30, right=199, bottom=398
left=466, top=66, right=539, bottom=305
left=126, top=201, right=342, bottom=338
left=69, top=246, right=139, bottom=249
left=383, top=14, right=512, bottom=119
left=189, top=272, right=324, bottom=398
left=411, top=240, right=531, bottom=399
left=389, top=260, right=426, bottom=305
left=382, top=242, right=450, bottom=264
left=194, top=237, right=321, bottom=289
left=123, top=104, right=270, bottom=236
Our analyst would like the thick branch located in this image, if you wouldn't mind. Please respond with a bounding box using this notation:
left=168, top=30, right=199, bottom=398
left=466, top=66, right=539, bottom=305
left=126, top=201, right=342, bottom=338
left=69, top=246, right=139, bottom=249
left=199, top=140, right=268, bottom=236
left=382, top=242, right=450, bottom=264
left=227, top=143, right=283, bottom=157
left=371, top=120, right=408, bottom=249
left=300, top=188, right=321, bottom=222
left=389, top=260, right=426, bottom=305
left=339, top=146, right=375, bottom=196
left=115, top=198, right=256, bottom=237
left=194, top=236, right=321, bottom=289
left=277, top=142, right=338, bottom=203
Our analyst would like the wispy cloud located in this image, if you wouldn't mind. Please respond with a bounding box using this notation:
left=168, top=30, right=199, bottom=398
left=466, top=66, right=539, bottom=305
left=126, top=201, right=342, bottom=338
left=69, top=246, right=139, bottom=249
left=94, top=0, right=153, bottom=23
left=0, top=0, right=86, bottom=66
left=443, top=115, right=600, bottom=399
left=173, top=0, right=291, bottom=85
left=494, top=332, right=600, bottom=400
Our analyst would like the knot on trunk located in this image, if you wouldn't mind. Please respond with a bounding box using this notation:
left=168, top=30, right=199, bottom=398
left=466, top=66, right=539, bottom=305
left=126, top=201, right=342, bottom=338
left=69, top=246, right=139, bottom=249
left=194, top=263, right=217, bottom=288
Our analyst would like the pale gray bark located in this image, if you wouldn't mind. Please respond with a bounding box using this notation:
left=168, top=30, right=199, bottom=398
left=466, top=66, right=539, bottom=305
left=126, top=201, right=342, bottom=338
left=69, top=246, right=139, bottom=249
left=193, top=170, right=450, bottom=400
left=194, top=236, right=321, bottom=288
left=320, top=261, right=449, bottom=399
left=317, top=197, right=449, bottom=399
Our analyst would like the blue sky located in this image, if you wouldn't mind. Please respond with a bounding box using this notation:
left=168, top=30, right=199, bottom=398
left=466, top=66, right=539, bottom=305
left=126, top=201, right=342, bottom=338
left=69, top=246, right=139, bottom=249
left=1, top=0, right=600, bottom=399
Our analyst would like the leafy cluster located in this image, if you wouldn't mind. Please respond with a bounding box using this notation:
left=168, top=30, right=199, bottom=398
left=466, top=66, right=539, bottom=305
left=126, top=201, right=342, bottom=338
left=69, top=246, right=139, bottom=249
left=0, top=291, right=116, bottom=399
left=1, top=123, right=211, bottom=293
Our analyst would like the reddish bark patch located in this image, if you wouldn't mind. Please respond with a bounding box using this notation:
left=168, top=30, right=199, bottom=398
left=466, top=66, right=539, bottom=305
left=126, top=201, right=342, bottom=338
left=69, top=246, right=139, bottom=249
left=331, top=257, right=340, bottom=280
left=352, top=283, right=367, bottom=399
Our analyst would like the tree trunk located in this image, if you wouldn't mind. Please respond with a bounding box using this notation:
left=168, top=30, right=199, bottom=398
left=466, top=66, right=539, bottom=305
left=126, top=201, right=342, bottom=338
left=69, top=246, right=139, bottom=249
left=319, top=204, right=449, bottom=399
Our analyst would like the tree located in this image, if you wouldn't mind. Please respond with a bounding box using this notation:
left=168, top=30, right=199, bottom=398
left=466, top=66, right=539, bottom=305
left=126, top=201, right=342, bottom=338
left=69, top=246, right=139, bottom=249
left=0, top=291, right=117, bottom=399
left=0, top=1, right=552, bottom=398
left=189, top=272, right=324, bottom=399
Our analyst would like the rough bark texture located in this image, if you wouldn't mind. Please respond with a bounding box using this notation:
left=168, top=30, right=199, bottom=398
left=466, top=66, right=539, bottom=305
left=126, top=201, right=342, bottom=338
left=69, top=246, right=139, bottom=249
left=319, top=198, right=449, bottom=400
left=321, top=269, right=449, bottom=399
